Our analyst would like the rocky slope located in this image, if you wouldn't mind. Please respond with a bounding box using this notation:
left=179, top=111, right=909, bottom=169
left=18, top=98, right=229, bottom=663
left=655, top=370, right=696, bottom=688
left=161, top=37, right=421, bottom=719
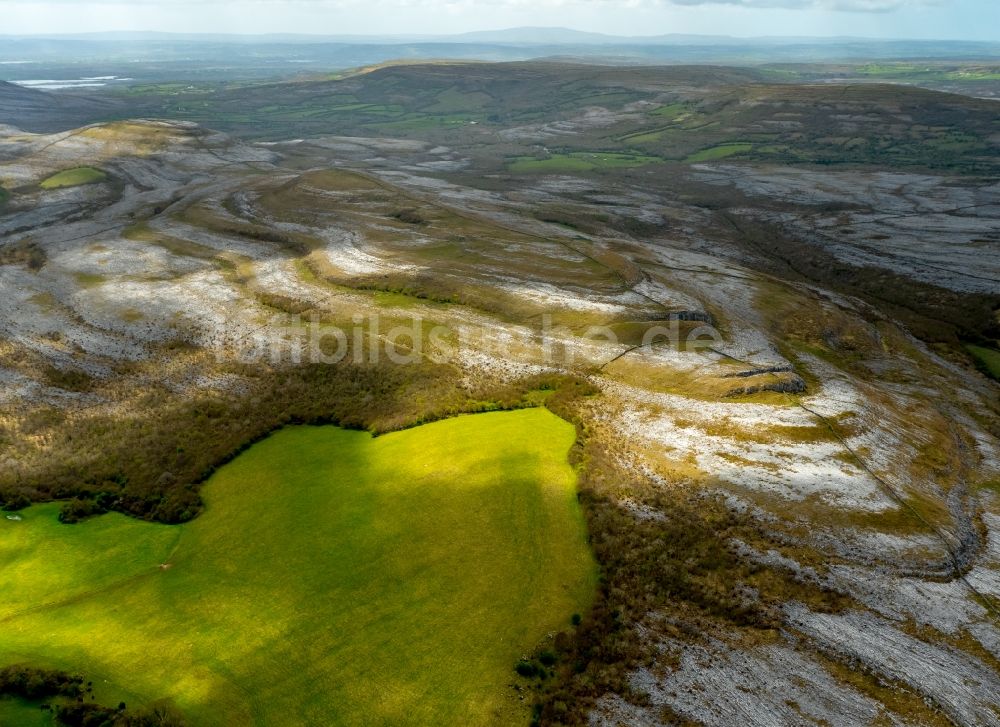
left=1, top=111, right=998, bottom=725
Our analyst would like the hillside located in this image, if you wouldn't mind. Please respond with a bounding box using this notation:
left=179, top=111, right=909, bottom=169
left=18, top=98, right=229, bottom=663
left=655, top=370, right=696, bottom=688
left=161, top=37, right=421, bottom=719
left=0, top=80, right=120, bottom=133
left=0, top=59, right=999, bottom=726
left=118, top=62, right=999, bottom=178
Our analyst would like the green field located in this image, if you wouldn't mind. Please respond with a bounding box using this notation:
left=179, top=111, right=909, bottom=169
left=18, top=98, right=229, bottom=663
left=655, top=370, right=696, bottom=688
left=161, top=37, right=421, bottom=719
left=0, top=408, right=595, bottom=726
left=967, top=344, right=1000, bottom=380
left=0, top=698, right=56, bottom=726
left=508, top=152, right=661, bottom=173
left=650, top=102, right=688, bottom=118
left=39, top=167, right=107, bottom=190
left=685, top=143, right=753, bottom=163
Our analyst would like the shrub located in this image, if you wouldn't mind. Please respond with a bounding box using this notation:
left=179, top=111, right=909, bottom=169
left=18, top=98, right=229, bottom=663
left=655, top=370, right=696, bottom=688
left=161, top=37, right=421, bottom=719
left=0, top=240, right=46, bottom=270
left=1, top=666, right=186, bottom=726
left=393, top=208, right=426, bottom=225
left=122, top=700, right=187, bottom=726
left=43, top=366, right=93, bottom=393
left=1, top=493, right=32, bottom=512
left=515, top=660, right=538, bottom=678
left=55, top=703, right=119, bottom=727
left=0, top=665, right=84, bottom=700
left=56, top=700, right=189, bottom=727
left=58, top=498, right=106, bottom=524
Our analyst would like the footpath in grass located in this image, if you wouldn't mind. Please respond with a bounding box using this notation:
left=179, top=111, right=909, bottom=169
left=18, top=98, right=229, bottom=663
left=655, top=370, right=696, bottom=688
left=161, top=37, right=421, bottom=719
left=0, top=408, right=596, bottom=726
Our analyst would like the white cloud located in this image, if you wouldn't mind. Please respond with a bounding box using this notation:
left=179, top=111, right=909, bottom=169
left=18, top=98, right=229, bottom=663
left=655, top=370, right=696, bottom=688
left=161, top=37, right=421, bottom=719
left=656, top=0, right=937, bottom=9
left=0, top=0, right=950, bottom=7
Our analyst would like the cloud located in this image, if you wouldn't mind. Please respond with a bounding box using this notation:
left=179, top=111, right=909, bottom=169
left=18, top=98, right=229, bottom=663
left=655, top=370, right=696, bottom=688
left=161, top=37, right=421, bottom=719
left=0, top=0, right=948, bottom=5
left=665, top=0, right=934, bottom=9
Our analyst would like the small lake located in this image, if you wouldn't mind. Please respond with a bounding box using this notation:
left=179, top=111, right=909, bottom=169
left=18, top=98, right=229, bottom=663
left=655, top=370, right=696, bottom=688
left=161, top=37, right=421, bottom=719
left=14, top=75, right=133, bottom=90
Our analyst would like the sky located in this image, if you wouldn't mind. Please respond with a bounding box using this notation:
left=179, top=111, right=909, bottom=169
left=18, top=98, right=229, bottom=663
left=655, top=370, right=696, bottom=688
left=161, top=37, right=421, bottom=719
left=1, top=0, right=998, bottom=41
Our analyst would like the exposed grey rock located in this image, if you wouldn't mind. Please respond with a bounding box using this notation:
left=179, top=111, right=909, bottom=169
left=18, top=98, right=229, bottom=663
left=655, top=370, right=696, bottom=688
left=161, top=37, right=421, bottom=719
left=592, top=635, right=908, bottom=727
left=785, top=605, right=1000, bottom=726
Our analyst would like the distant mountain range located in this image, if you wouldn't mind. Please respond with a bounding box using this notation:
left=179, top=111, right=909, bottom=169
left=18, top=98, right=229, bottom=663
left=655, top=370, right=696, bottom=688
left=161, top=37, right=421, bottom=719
left=1, top=28, right=996, bottom=85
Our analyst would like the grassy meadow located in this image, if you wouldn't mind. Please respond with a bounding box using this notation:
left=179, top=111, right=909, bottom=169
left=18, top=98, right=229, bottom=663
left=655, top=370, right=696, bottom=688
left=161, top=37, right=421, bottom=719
left=507, top=152, right=661, bottom=173
left=0, top=408, right=596, bottom=725
left=967, top=344, right=1000, bottom=380
left=0, top=698, right=56, bottom=726
left=685, top=143, right=753, bottom=163
left=39, top=167, right=106, bottom=189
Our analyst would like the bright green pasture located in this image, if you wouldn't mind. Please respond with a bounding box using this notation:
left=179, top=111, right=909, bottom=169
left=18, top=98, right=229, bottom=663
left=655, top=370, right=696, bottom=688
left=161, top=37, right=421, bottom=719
left=39, top=167, right=107, bottom=190
left=0, top=408, right=595, bottom=726
left=967, top=344, right=1000, bottom=380
left=650, top=102, right=688, bottom=118
left=507, top=152, right=661, bottom=173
